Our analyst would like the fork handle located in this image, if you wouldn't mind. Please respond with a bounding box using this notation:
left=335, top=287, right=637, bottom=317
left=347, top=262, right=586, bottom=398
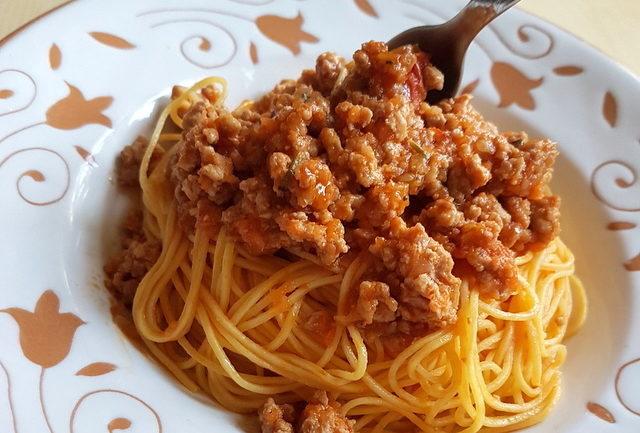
left=467, top=0, right=522, bottom=15
left=448, top=0, right=522, bottom=47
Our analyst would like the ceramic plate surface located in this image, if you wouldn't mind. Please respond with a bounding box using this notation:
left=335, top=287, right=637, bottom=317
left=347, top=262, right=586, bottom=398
left=0, top=0, right=639, bottom=432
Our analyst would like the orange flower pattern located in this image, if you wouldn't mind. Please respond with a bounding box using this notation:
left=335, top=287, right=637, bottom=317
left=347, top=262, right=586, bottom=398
left=89, top=32, right=136, bottom=49
left=602, top=90, right=618, bottom=127
left=108, top=418, right=132, bottom=433
left=586, top=402, right=616, bottom=423
left=256, top=13, right=318, bottom=55
left=49, top=44, right=62, bottom=70
left=0, top=89, right=14, bottom=99
left=45, top=82, right=113, bottom=129
left=459, top=78, right=480, bottom=96
left=1, top=290, right=84, bottom=368
left=624, top=254, right=640, bottom=271
left=354, top=0, right=378, bottom=18
left=491, top=62, right=543, bottom=110
left=76, top=362, right=117, bottom=376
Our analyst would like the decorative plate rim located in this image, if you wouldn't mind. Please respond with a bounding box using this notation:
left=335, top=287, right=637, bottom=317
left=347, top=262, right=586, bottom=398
left=0, top=1, right=639, bottom=432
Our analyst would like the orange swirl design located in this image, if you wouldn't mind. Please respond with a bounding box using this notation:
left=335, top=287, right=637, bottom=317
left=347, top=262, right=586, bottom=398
left=488, top=24, right=554, bottom=59
left=590, top=160, right=640, bottom=212
left=149, top=19, right=238, bottom=69
left=0, top=69, right=37, bottom=118
left=0, top=147, right=70, bottom=206
left=69, top=389, right=162, bottom=433
left=0, top=361, right=16, bottom=433
left=615, top=358, right=640, bottom=416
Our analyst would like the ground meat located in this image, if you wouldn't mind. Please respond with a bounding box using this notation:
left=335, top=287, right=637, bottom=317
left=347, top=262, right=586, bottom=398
left=314, top=52, right=347, bottom=94
left=529, top=195, right=561, bottom=248
left=298, top=392, right=355, bottom=433
left=260, top=398, right=296, bottom=433
left=109, top=40, right=561, bottom=351
left=115, top=136, right=164, bottom=187
left=304, top=309, right=336, bottom=345
left=275, top=210, right=347, bottom=264
left=106, top=135, right=164, bottom=305
left=354, top=281, right=398, bottom=325
left=104, top=210, right=161, bottom=306
left=259, top=393, right=354, bottom=433
left=369, top=217, right=460, bottom=328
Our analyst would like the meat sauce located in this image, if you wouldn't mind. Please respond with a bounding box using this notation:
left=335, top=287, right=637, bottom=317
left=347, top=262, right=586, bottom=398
left=107, top=41, right=560, bottom=355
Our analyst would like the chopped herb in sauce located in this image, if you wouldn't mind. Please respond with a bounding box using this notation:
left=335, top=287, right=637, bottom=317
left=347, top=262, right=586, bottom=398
left=408, top=138, right=430, bottom=159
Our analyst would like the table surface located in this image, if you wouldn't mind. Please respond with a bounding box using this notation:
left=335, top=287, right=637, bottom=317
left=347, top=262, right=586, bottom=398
left=1, top=0, right=639, bottom=77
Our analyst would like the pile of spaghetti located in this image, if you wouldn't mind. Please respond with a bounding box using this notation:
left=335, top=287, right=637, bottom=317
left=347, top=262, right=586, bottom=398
left=105, top=42, right=587, bottom=433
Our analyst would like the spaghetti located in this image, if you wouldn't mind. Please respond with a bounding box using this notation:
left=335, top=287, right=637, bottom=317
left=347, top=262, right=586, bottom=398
left=109, top=42, right=587, bottom=433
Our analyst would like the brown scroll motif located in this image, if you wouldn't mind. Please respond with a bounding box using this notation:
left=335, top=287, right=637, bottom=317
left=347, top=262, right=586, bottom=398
left=0, top=69, right=37, bottom=118
left=591, top=161, right=640, bottom=271
left=615, top=357, right=640, bottom=416
left=591, top=161, right=640, bottom=212
left=0, top=147, right=71, bottom=206
left=137, top=7, right=318, bottom=68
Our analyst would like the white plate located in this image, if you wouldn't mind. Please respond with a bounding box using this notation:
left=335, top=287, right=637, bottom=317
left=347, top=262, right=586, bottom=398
left=0, top=0, right=639, bottom=432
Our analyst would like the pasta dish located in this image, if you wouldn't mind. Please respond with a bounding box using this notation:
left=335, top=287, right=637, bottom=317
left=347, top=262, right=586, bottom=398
left=105, top=41, right=586, bottom=433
